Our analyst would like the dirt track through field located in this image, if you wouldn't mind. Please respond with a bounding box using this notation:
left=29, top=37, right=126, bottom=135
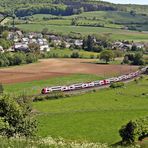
left=0, top=59, right=138, bottom=84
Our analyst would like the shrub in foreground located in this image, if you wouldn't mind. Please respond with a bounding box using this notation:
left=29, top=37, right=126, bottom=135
left=119, top=116, right=148, bottom=144
left=0, top=94, right=36, bottom=137
left=0, top=136, right=141, bottom=148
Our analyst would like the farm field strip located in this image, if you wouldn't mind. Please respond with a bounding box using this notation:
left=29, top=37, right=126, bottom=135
left=0, top=59, right=138, bottom=84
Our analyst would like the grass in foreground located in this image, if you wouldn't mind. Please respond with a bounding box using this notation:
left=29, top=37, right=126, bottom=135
left=33, top=76, right=148, bottom=144
left=0, top=136, right=142, bottom=148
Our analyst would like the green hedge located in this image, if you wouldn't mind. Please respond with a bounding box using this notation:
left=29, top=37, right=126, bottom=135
left=33, top=92, right=71, bottom=102
left=110, top=82, right=124, bottom=88
left=119, top=116, right=148, bottom=144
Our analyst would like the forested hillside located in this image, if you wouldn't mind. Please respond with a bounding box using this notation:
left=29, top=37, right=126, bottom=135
left=0, top=0, right=148, bottom=17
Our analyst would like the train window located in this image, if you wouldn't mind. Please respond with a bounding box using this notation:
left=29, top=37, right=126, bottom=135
left=82, top=84, right=89, bottom=88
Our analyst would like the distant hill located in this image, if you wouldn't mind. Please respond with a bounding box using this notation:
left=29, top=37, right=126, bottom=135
left=1, top=0, right=148, bottom=32
left=0, top=0, right=148, bottom=17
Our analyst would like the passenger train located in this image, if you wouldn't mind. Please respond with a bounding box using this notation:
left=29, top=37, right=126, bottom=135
left=41, top=66, right=148, bottom=94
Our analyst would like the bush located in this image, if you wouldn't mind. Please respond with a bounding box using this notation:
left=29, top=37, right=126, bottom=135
left=113, top=50, right=123, bottom=58
left=90, top=54, right=95, bottom=59
left=122, top=56, right=129, bottom=64
left=110, top=82, right=124, bottom=88
left=0, top=83, right=4, bottom=94
left=70, top=52, right=80, bottom=58
left=119, top=116, right=148, bottom=144
left=0, top=94, right=36, bottom=137
left=26, top=53, right=38, bottom=63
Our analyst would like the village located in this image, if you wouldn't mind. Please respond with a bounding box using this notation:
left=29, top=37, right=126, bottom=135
left=0, top=29, right=147, bottom=54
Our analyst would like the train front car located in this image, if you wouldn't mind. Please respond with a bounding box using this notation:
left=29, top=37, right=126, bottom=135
left=41, top=88, right=47, bottom=94
left=41, top=88, right=52, bottom=94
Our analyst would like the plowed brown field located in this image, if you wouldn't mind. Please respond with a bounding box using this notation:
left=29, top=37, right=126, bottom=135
left=0, top=59, right=138, bottom=84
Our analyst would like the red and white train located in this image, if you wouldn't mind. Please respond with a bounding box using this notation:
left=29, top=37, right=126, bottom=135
left=41, top=66, right=148, bottom=94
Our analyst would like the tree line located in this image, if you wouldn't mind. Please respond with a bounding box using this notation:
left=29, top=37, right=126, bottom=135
left=0, top=0, right=122, bottom=17
left=0, top=52, right=38, bottom=67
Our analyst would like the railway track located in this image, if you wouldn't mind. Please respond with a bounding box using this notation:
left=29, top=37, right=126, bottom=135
left=28, top=66, right=148, bottom=101
left=31, top=74, right=146, bottom=101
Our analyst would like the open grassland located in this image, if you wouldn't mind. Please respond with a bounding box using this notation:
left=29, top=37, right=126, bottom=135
left=4, top=74, right=102, bottom=96
left=33, top=76, right=148, bottom=144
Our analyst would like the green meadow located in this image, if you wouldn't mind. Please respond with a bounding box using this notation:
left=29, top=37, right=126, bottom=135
left=33, top=76, right=148, bottom=144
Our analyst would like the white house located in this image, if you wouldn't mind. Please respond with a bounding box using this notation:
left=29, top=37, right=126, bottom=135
left=22, top=38, right=29, bottom=44
left=49, top=35, right=62, bottom=46
left=74, top=40, right=83, bottom=46
left=29, top=38, right=37, bottom=44
left=0, top=46, right=4, bottom=53
left=37, top=38, right=44, bottom=45
left=16, top=31, right=23, bottom=38
left=134, top=43, right=144, bottom=49
left=14, top=43, right=29, bottom=52
left=40, top=45, right=50, bottom=52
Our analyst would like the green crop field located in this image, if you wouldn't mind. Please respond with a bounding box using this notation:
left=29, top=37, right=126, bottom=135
left=33, top=76, right=148, bottom=144
left=46, top=48, right=99, bottom=58
left=4, top=74, right=102, bottom=96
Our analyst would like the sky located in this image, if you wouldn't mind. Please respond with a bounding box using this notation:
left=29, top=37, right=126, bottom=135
left=101, top=0, right=148, bottom=5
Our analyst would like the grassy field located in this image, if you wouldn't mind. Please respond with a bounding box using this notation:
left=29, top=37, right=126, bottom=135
left=33, top=76, right=148, bottom=144
left=4, top=74, right=102, bottom=96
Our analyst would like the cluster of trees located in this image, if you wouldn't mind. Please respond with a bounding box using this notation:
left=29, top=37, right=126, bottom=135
left=122, top=52, right=145, bottom=65
left=0, top=52, right=38, bottom=67
left=0, top=0, right=121, bottom=17
left=100, top=50, right=114, bottom=63
left=15, top=4, right=68, bottom=17
left=1, top=0, right=148, bottom=18
left=82, top=35, right=111, bottom=52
